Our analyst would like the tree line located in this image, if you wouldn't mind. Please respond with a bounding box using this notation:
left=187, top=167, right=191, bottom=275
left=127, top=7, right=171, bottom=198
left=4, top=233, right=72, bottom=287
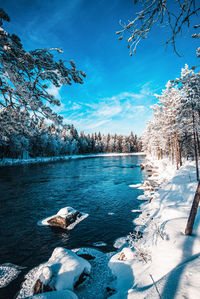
left=0, top=120, right=141, bottom=158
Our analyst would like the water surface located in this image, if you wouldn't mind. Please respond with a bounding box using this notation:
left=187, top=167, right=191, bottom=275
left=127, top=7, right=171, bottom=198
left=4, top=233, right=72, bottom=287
left=0, top=155, right=145, bottom=298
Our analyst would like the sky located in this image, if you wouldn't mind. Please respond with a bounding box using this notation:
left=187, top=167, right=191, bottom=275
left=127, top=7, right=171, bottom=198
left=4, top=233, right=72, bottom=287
left=1, top=0, right=199, bottom=136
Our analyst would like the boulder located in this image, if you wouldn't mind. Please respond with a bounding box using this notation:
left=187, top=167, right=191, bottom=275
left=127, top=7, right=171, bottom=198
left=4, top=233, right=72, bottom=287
left=47, top=209, right=82, bottom=229
left=31, top=248, right=91, bottom=296
left=33, top=267, right=55, bottom=295
left=47, top=215, right=69, bottom=229
left=119, top=248, right=134, bottom=261
left=33, top=279, right=55, bottom=295
left=143, top=180, right=151, bottom=187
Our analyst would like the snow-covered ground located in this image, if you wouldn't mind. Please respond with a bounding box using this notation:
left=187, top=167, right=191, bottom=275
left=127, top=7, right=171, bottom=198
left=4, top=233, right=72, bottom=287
left=0, top=153, right=145, bottom=167
left=109, top=158, right=200, bottom=298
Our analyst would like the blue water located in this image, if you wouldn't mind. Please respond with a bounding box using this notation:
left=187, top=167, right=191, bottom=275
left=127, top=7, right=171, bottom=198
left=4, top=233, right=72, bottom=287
left=0, top=155, right=145, bottom=298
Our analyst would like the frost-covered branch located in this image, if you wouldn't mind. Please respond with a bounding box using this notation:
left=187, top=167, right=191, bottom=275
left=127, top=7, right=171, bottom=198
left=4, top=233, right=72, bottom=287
left=117, top=0, right=200, bottom=55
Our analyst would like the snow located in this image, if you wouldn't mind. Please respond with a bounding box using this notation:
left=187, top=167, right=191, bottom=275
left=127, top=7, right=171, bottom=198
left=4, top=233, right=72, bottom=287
left=4, top=155, right=200, bottom=298
left=0, top=263, right=24, bottom=288
left=108, top=249, right=135, bottom=292
left=17, top=247, right=91, bottom=299
left=108, top=158, right=200, bottom=298
left=131, top=209, right=142, bottom=213
left=37, top=206, right=88, bottom=230
left=113, top=237, right=129, bottom=249
left=57, top=207, right=77, bottom=216
left=27, top=289, right=78, bottom=299
left=0, top=153, right=145, bottom=167
left=92, top=241, right=107, bottom=247
left=129, top=184, right=142, bottom=188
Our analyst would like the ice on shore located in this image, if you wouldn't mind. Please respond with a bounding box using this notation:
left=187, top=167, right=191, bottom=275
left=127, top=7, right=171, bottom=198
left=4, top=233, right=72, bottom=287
left=0, top=153, right=145, bottom=167
left=129, top=183, right=142, bottom=188
left=28, top=289, right=78, bottom=299
left=92, top=242, right=107, bottom=247
left=0, top=263, right=24, bottom=288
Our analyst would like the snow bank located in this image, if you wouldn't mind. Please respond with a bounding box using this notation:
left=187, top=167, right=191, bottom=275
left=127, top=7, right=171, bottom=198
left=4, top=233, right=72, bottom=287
left=0, top=263, right=24, bottom=288
left=38, top=206, right=88, bottom=230
left=0, top=152, right=145, bottom=167
left=17, top=247, right=91, bottom=299
left=109, top=158, right=200, bottom=298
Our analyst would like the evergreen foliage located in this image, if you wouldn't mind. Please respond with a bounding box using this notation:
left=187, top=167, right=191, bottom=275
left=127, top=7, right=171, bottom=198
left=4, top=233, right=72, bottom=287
left=142, top=64, right=200, bottom=179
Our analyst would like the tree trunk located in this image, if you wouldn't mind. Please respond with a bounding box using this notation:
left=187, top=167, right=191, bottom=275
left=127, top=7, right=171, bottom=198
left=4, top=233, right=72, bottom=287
left=179, top=145, right=182, bottom=167
left=196, top=131, right=200, bottom=156
left=193, top=131, right=199, bottom=181
left=192, top=112, right=199, bottom=181
left=174, top=132, right=179, bottom=170
left=161, top=148, right=163, bottom=159
left=168, top=137, right=171, bottom=161
left=171, top=137, right=174, bottom=165
left=185, top=181, right=200, bottom=235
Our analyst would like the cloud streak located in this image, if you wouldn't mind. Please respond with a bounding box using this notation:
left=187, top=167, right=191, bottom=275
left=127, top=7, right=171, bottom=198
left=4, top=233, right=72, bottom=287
left=58, top=84, right=155, bottom=135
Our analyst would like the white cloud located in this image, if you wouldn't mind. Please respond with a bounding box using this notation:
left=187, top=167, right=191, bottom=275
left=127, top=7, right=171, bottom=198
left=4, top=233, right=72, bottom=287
left=85, top=119, right=111, bottom=130
left=96, top=105, right=122, bottom=117
left=57, top=84, right=155, bottom=135
left=47, top=84, right=61, bottom=100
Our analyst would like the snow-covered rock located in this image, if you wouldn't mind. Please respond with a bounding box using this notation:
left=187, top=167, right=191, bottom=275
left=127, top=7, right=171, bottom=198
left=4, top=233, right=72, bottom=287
left=108, top=248, right=135, bottom=292
left=17, top=247, right=91, bottom=299
left=113, top=237, right=129, bottom=249
left=38, top=206, right=88, bottom=230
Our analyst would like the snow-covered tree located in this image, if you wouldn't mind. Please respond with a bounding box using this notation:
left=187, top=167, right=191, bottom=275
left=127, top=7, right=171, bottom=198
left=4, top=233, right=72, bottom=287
left=0, top=8, right=86, bottom=142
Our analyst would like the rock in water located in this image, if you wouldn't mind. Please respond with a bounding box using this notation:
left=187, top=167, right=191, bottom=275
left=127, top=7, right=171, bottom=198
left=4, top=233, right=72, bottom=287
left=47, top=208, right=82, bottom=229
left=33, top=279, right=55, bottom=295
left=18, top=248, right=91, bottom=298
left=47, top=215, right=69, bottom=229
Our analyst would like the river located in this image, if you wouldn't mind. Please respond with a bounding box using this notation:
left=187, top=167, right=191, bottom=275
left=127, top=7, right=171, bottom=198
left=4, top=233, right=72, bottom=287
left=0, top=155, right=145, bottom=298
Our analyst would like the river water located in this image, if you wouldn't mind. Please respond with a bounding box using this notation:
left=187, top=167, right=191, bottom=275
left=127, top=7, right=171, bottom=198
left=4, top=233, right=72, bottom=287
left=0, top=155, right=145, bottom=298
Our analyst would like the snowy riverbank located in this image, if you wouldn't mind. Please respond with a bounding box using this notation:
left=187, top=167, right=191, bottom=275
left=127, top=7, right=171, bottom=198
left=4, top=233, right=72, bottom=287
left=2, top=156, right=200, bottom=298
left=109, top=157, right=200, bottom=298
left=0, top=153, right=145, bottom=167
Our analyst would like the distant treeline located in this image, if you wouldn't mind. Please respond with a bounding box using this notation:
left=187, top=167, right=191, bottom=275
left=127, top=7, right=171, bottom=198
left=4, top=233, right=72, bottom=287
left=0, top=122, right=142, bottom=159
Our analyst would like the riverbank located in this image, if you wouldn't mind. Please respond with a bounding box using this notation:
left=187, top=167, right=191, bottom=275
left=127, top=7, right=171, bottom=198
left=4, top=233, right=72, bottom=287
left=109, top=157, right=200, bottom=298
left=0, top=153, right=145, bottom=167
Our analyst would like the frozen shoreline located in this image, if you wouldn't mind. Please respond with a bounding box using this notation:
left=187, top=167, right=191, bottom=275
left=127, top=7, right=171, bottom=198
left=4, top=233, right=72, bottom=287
left=3, top=154, right=200, bottom=298
left=0, top=152, right=145, bottom=167
left=108, top=157, right=200, bottom=298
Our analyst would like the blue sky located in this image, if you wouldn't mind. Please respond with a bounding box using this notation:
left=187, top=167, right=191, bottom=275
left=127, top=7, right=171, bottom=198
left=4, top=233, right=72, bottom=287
left=2, top=0, right=199, bottom=135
